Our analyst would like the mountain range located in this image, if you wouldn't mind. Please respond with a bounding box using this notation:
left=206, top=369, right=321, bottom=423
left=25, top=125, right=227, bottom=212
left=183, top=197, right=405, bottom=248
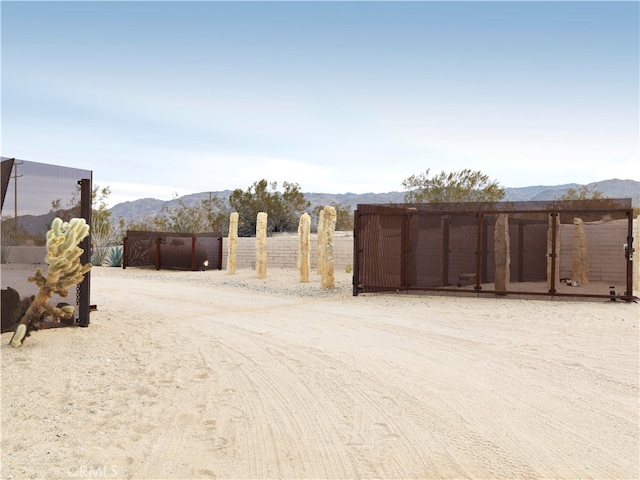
left=109, top=179, right=639, bottom=223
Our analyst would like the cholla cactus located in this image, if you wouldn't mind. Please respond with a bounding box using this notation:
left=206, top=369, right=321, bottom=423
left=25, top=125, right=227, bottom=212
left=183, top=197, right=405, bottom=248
left=10, top=218, right=91, bottom=347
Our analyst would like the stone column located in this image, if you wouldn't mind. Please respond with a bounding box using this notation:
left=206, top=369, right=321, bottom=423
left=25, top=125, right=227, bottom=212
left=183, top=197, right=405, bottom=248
left=317, top=209, right=325, bottom=275
left=571, top=217, right=588, bottom=285
left=547, top=214, right=560, bottom=291
left=321, top=206, right=337, bottom=288
left=494, top=213, right=510, bottom=291
left=299, top=213, right=311, bottom=283
left=256, top=212, right=267, bottom=279
left=226, top=212, right=239, bottom=275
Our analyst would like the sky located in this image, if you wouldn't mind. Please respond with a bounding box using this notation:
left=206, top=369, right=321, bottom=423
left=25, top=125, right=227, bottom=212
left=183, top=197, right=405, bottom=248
left=2, top=1, right=639, bottom=208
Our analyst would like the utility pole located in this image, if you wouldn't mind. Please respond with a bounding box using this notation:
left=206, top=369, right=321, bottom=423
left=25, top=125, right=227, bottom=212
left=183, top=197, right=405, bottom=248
left=12, top=160, right=23, bottom=235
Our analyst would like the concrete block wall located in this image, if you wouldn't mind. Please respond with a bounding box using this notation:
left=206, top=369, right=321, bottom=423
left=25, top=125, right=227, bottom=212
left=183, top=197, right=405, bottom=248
left=221, top=233, right=354, bottom=270
left=559, top=220, right=629, bottom=283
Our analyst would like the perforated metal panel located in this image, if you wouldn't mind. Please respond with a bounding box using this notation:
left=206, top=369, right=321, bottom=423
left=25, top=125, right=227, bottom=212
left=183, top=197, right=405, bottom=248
left=354, top=199, right=634, bottom=301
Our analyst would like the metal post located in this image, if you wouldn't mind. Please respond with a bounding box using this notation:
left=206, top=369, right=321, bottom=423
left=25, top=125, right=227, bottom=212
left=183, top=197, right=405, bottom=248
left=403, top=214, right=410, bottom=290
left=78, top=178, right=92, bottom=327
left=442, top=216, right=450, bottom=286
left=549, top=212, right=558, bottom=294
left=475, top=213, right=483, bottom=291
left=352, top=211, right=359, bottom=296
left=481, top=216, right=489, bottom=284
left=191, top=236, right=197, bottom=271
left=122, top=237, right=128, bottom=269
left=625, top=210, right=634, bottom=301
left=518, top=222, right=524, bottom=282
left=155, top=237, right=161, bottom=270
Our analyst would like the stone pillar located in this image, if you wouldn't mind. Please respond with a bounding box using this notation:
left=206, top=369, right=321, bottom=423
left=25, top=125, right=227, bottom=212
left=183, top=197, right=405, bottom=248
left=571, top=217, right=588, bottom=285
left=547, top=214, right=560, bottom=291
left=226, top=212, right=239, bottom=275
left=317, top=209, right=325, bottom=275
left=256, top=212, right=267, bottom=279
left=321, top=206, right=337, bottom=288
left=494, top=213, right=510, bottom=291
left=299, top=213, right=311, bottom=283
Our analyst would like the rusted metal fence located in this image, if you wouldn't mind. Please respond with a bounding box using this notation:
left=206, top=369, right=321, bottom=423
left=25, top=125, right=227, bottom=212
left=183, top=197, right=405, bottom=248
left=353, top=199, right=635, bottom=301
left=123, top=230, right=223, bottom=271
left=1, top=157, right=93, bottom=327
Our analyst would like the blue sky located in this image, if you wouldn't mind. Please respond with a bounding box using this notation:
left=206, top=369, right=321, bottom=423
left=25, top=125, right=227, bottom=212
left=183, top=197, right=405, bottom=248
left=2, top=1, right=638, bottom=207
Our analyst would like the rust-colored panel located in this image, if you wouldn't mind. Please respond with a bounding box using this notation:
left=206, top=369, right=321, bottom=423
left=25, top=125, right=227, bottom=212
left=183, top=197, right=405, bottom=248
left=354, top=199, right=635, bottom=302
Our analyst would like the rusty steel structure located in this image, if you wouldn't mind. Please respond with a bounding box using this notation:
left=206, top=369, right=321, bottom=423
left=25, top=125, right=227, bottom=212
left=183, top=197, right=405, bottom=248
left=353, top=199, right=635, bottom=301
left=123, top=230, right=223, bottom=271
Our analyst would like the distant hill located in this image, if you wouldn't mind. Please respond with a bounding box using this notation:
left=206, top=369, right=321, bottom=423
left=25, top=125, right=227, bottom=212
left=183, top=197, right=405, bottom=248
left=108, top=178, right=638, bottom=224
left=524, top=179, right=640, bottom=203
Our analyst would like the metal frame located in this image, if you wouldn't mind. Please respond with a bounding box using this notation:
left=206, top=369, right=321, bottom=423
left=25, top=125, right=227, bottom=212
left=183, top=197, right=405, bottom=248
left=1, top=157, right=93, bottom=326
left=353, top=199, right=635, bottom=302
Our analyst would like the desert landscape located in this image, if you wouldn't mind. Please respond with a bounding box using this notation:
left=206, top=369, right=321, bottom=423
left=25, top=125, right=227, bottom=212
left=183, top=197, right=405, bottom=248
left=1, top=266, right=639, bottom=480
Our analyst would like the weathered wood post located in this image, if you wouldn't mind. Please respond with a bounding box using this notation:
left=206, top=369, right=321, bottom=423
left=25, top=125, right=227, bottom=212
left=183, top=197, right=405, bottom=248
left=571, top=217, right=588, bottom=285
left=321, top=206, right=337, bottom=288
left=256, top=212, right=268, bottom=278
left=299, top=213, right=311, bottom=283
left=317, top=209, right=325, bottom=275
left=494, top=213, right=510, bottom=291
left=226, top=212, right=239, bottom=275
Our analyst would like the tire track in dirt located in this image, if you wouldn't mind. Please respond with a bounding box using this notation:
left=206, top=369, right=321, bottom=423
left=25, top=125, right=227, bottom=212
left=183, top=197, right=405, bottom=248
left=365, top=311, right=638, bottom=479
left=206, top=317, right=519, bottom=479
left=211, top=299, right=582, bottom=479
left=207, top=325, right=358, bottom=478
left=15, top=267, right=631, bottom=479
left=310, top=308, right=538, bottom=478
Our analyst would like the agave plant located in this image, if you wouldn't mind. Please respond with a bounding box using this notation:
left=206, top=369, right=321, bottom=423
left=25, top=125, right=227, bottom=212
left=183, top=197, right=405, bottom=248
left=105, top=246, right=123, bottom=267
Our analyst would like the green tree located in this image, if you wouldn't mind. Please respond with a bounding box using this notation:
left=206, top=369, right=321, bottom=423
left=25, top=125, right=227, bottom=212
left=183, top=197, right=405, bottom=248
left=92, top=185, right=113, bottom=236
left=229, top=180, right=310, bottom=236
left=151, top=197, right=229, bottom=234
left=91, top=186, right=124, bottom=265
left=402, top=168, right=505, bottom=203
left=121, top=215, right=154, bottom=233
left=554, top=185, right=619, bottom=223
left=123, top=195, right=229, bottom=235
left=50, top=184, right=120, bottom=265
left=557, top=185, right=607, bottom=201
left=313, top=202, right=354, bottom=232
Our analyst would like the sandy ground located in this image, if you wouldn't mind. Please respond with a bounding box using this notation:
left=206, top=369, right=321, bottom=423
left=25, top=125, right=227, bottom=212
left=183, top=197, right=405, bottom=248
left=1, top=266, right=639, bottom=480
